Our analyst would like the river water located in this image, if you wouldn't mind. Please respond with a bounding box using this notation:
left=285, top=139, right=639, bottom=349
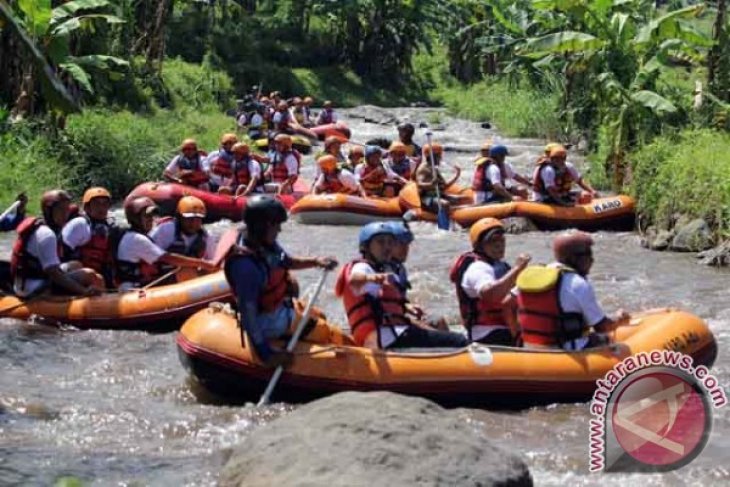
left=1, top=108, right=728, bottom=486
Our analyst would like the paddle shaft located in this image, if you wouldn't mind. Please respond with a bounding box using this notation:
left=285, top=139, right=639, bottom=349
left=425, top=131, right=450, bottom=230
left=141, top=267, right=181, bottom=290
left=257, top=268, right=330, bottom=406
left=0, top=201, right=21, bottom=222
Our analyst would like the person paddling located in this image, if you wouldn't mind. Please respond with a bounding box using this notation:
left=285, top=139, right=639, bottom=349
left=414, top=143, right=461, bottom=215
left=224, top=196, right=337, bottom=368
left=450, top=218, right=530, bottom=345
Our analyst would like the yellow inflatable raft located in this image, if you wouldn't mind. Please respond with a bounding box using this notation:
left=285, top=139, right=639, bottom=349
left=177, top=307, right=717, bottom=407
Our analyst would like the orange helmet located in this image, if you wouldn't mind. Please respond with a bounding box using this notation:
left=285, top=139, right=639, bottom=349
left=349, top=145, right=364, bottom=156
left=181, top=138, right=198, bottom=151
left=545, top=142, right=561, bottom=155
left=549, top=145, right=567, bottom=158
left=177, top=196, right=206, bottom=219
left=317, top=155, right=338, bottom=172
left=389, top=141, right=407, bottom=154
left=469, top=217, right=504, bottom=248
left=232, top=142, right=250, bottom=155
left=324, top=135, right=342, bottom=149
left=221, top=133, right=238, bottom=145
left=274, top=133, right=293, bottom=149
left=422, top=143, right=443, bottom=157
left=82, top=187, right=111, bottom=206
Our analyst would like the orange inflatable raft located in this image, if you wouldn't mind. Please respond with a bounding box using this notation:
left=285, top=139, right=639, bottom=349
left=290, top=193, right=404, bottom=225
left=0, top=271, right=231, bottom=331
left=125, top=181, right=310, bottom=223
left=398, top=182, right=636, bottom=231
left=177, top=307, right=716, bottom=407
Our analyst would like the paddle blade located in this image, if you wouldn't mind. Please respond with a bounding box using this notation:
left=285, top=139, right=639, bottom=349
left=437, top=207, right=450, bottom=230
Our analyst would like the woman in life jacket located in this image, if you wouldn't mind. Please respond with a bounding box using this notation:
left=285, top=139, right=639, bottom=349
left=115, top=197, right=217, bottom=291
left=414, top=143, right=461, bottom=214
left=261, top=134, right=301, bottom=195
left=12, top=190, right=104, bottom=298
left=510, top=231, right=628, bottom=350
left=532, top=145, right=598, bottom=206
left=312, top=155, right=367, bottom=197
left=335, top=222, right=468, bottom=350
left=450, top=218, right=531, bottom=345
left=61, top=187, right=118, bottom=289
left=471, top=144, right=530, bottom=205
left=163, top=138, right=210, bottom=190
left=224, top=196, right=337, bottom=368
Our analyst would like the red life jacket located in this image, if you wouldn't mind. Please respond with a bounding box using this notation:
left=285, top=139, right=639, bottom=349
left=472, top=157, right=501, bottom=192
left=223, top=233, right=293, bottom=313
left=114, top=230, right=161, bottom=287
left=175, top=153, right=209, bottom=186
left=157, top=217, right=207, bottom=258
left=359, top=164, right=386, bottom=194
left=232, top=157, right=263, bottom=191
left=516, top=266, right=587, bottom=348
left=270, top=150, right=301, bottom=183
left=210, top=153, right=234, bottom=179
left=73, top=216, right=114, bottom=277
left=532, top=160, right=574, bottom=197
left=11, top=217, right=63, bottom=282
left=318, top=172, right=347, bottom=194
left=448, top=252, right=510, bottom=340
left=334, top=259, right=410, bottom=347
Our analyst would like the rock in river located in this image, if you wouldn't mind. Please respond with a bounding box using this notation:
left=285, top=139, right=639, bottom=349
left=220, top=391, right=532, bottom=487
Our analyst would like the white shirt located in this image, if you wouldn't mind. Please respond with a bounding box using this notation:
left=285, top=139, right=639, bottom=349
left=273, top=153, right=299, bottom=178
left=249, top=113, right=264, bottom=128
left=116, top=232, right=166, bottom=291
left=209, top=158, right=262, bottom=189
left=354, top=163, right=399, bottom=183
left=474, top=162, right=518, bottom=204
left=61, top=216, right=92, bottom=250
left=539, top=163, right=581, bottom=190
left=349, top=262, right=408, bottom=348
left=313, top=170, right=359, bottom=192
left=13, top=225, right=62, bottom=297
left=460, top=260, right=509, bottom=340
left=149, top=220, right=215, bottom=259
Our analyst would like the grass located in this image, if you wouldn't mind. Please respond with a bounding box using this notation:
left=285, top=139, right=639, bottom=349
left=629, top=129, right=730, bottom=236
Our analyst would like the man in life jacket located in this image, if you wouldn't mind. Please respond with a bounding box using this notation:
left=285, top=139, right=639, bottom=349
left=0, top=192, right=28, bottom=232
left=311, top=155, right=366, bottom=197
left=472, top=144, right=530, bottom=205
left=397, top=123, right=422, bottom=164
left=150, top=195, right=215, bottom=259
left=346, top=145, right=364, bottom=172
left=532, top=145, right=598, bottom=206
left=115, top=197, right=217, bottom=291
left=512, top=231, right=628, bottom=350
left=415, top=143, right=461, bottom=214
left=315, top=100, right=338, bottom=126
left=61, top=187, right=118, bottom=288
left=210, top=142, right=264, bottom=196
left=248, top=103, right=269, bottom=141
left=262, top=133, right=301, bottom=195
left=314, top=136, right=348, bottom=175
left=450, top=218, right=531, bottom=345
left=302, top=96, right=314, bottom=126
left=12, top=190, right=104, bottom=298
left=335, top=222, right=468, bottom=350
left=386, top=141, right=416, bottom=181
left=163, top=139, right=210, bottom=190
left=203, top=133, right=239, bottom=189
left=224, top=196, right=337, bottom=368
left=355, top=145, right=406, bottom=197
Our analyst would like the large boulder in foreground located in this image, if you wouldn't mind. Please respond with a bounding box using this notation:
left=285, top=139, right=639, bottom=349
left=220, top=392, right=532, bottom=487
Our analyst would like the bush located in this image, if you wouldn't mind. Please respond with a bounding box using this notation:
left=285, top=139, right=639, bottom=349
left=630, top=129, right=730, bottom=235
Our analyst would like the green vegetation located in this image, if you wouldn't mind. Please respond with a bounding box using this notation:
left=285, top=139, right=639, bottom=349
left=629, top=129, right=730, bottom=236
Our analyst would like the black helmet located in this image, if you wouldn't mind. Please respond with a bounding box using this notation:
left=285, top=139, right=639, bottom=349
left=243, top=195, right=287, bottom=231
left=397, top=122, right=414, bottom=135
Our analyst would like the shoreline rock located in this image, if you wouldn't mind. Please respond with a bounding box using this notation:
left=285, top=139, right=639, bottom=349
left=220, top=391, right=533, bottom=487
left=641, top=216, right=723, bottom=266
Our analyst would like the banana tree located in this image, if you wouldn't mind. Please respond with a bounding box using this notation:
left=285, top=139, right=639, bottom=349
left=0, top=0, right=128, bottom=116
left=516, top=0, right=711, bottom=187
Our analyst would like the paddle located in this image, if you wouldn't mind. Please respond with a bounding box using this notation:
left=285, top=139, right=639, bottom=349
left=0, top=200, right=21, bottom=222
left=425, top=131, right=450, bottom=230
left=257, top=268, right=330, bottom=406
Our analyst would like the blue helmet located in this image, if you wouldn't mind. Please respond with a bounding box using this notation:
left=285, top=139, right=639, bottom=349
left=489, top=144, right=509, bottom=158
left=359, top=222, right=395, bottom=248
left=365, top=145, right=381, bottom=158
left=386, top=221, right=414, bottom=244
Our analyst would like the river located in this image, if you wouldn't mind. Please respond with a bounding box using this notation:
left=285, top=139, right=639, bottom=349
left=1, top=108, right=728, bottom=486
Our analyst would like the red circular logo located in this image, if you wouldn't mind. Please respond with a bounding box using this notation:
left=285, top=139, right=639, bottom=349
left=611, top=370, right=710, bottom=469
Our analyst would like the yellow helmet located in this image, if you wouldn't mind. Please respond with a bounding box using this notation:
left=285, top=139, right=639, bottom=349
left=221, top=133, right=238, bottom=145
left=422, top=143, right=443, bottom=157
left=317, top=155, right=338, bottom=172
left=549, top=145, right=567, bottom=158
left=544, top=142, right=562, bottom=155
left=180, top=138, right=198, bottom=151
left=82, top=187, right=111, bottom=206
left=274, top=133, right=293, bottom=149
left=469, top=217, right=504, bottom=248
left=388, top=141, right=407, bottom=154
left=177, top=196, right=207, bottom=219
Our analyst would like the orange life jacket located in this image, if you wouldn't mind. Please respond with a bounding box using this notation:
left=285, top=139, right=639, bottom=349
left=114, top=230, right=161, bottom=287
left=334, top=259, right=409, bottom=347
left=270, top=150, right=301, bottom=183
left=449, top=252, right=510, bottom=340
left=223, top=232, right=293, bottom=313
left=318, top=172, right=347, bottom=194
left=359, top=164, right=386, bottom=194
left=62, top=216, right=116, bottom=286
left=532, top=160, right=574, bottom=197
left=210, top=152, right=235, bottom=179
left=11, top=217, right=64, bottom=283
left=516, top=267, right=587, bottom=348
